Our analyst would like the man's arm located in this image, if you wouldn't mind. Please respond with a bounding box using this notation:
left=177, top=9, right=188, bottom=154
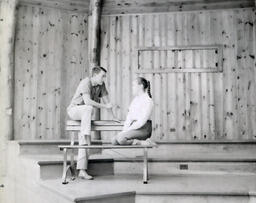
left=83, top=93, right=111, bottom=109
left=78, top=78, right=110, bottom=109
left=102, top=95, right=120, bottom=121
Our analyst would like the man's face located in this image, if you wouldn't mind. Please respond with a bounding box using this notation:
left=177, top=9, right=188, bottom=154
left=95, top=71, right=106, bottom=85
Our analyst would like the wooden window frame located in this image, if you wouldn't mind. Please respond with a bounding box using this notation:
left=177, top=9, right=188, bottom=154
left=135, top=45, right=223, bottom=73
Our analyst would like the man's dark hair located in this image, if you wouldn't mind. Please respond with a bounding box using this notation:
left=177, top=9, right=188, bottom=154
left=92, top=66, right=107, bottom=76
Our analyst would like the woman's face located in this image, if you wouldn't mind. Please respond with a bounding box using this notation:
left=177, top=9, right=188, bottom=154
left=132, top=80, right=142, bottom=96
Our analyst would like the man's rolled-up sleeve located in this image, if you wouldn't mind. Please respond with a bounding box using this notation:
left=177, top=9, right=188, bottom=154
left=80, top=79, right=91, bottom=96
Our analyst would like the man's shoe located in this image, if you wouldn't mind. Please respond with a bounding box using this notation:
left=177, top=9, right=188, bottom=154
left=78, top=170, right=93, bottom=180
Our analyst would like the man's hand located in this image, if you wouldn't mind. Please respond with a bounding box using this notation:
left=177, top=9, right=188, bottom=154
left=110, top=106, right=120, bottom=122
left=105, top=103, right=113, bottom=109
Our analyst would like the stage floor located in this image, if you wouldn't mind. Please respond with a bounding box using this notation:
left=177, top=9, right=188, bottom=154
left=40, top=173, right=256, bottom=202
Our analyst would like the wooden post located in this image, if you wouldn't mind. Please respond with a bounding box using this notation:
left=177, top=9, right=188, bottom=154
left=88, top=0, right=102, bottom=140
left=88, top=0, right=102, bottom=68
left=0, top=0, right=18, bottom=176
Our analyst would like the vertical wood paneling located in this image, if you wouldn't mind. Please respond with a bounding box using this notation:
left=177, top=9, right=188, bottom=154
left=53, top=10, right=63, bottom=139
left=30, top=7, right=40, bottom=139
left=121, top=16, right=129, bottom=117
left=176, top=14, right=186, bottom=139
left=167, top=14, right=177, bottom=140
left=22, top=6, right=31, bottom=139
left=116, top=16, right=122, bottom=119
left=161, top=15, right=168, bottom=140
left=14, top=5, right=88, bottom=139
left=100, top=8, right=256, bottom=141
left=153, top=15, right=161, bottom=139
left=245, top=10, right=255, bottom=139
left=223, top=11, right=235, bottom=139
left=210, top=11, right=224, bottom=139
left=236, top=10, right=249, bottom=139
left=199, top=12, right=209, bottom=140
left=253, top=7, right=256, bottom=139
left=183, top=15, right=190, bottom=140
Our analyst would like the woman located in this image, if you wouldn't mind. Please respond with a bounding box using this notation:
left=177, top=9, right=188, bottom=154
left=112, top=77, right=156, bottom=146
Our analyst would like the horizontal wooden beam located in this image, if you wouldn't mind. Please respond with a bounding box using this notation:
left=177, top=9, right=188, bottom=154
left=18, top=0, right=89, bottom=12
left=102, top=0, right=255, bottom=15
left=135, top=68, right=222, bottom=74
left=17, top=0, right=255, bottom=14
left=137, top=45, right=222, bottom=51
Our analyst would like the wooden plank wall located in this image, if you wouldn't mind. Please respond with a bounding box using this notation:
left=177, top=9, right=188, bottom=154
left=14, top=5, right=88, bottom=139
left=100, top=8, right=256, bottom=141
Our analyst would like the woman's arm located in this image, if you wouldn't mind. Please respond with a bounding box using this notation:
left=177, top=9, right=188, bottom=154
left=123, top=113, right=132, bottom=131
left=126, top=100, right=153, bottom=131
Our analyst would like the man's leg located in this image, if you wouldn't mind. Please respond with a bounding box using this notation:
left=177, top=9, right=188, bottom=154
left=77, top=134, right=93, bottom=179
left=77, top=133, right=89, bottom=169
left=67, top=105, right=93, bottom=179
left=77, top=106, right=93, bottom=179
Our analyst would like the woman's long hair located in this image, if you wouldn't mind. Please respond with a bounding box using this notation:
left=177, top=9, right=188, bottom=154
left=137, top=77, right=152, bottom=98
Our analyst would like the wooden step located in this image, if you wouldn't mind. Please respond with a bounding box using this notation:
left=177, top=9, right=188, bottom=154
left=18, top=140, right=105, bottom=155
left=33, top=154, right=256, bottom=179
left=136, top=192, right=250, bottom=203
left=103, top=141, right=256, bottom=159
left=26, top=154, right=115, bottom=180
left=113, top=158, right=256, bottom=175
left=15, top=140, right=256, bottom=178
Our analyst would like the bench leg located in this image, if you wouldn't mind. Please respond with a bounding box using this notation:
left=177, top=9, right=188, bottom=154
left=62, top=148, right=69, bottom=184
left=143, top=148, right=148, bottom=184
left=70, top=132, right=76, bottom=180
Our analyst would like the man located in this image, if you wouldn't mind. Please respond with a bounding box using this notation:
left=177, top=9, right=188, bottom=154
left=67, top=66, right=116, bottom=180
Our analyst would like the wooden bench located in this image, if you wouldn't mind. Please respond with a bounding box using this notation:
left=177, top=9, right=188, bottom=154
left=62, top=120, right=154, bottom=184
left=59, top=144, right=153, bottom=184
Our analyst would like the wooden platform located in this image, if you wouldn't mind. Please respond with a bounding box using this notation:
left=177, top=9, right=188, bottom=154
left=39, top=174, right=256, bottom=203
left=4, top=140, right=256, bottom=203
